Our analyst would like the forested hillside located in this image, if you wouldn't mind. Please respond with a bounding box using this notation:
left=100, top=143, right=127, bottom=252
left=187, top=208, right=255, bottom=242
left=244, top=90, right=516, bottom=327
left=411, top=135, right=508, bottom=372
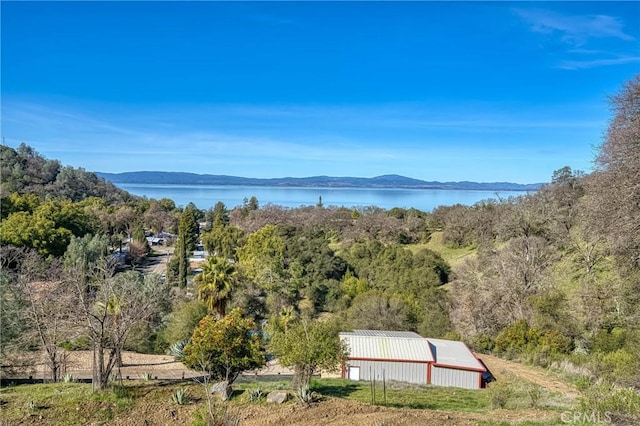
left=96, top=171, right=543, bottom=191
left=1, top=77, right=639, bottom=422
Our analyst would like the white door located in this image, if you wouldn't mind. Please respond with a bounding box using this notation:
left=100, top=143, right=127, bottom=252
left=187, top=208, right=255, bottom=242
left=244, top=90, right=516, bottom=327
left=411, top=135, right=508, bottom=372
left=348, top=366, right=360, bottom=381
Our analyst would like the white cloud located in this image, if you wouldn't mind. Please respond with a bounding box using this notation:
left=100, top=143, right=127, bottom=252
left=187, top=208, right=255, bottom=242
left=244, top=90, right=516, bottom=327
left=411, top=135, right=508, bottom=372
left=558, top=55, right=640, bottom=70
left=1, top=97, right=602, bottom=181
left=513, top=7, right=638, bottom=70
left=514, top=8, right=634, bottom=46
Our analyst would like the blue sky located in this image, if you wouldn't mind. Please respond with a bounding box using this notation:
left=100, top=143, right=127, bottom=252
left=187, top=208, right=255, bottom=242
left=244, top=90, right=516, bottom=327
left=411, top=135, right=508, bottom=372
left=2, top=1, right=638, bottom=183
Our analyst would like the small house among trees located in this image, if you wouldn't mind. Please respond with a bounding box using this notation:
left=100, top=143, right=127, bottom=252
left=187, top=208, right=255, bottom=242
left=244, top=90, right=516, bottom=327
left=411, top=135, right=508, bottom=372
left=339, top=330, right=492, bottom=390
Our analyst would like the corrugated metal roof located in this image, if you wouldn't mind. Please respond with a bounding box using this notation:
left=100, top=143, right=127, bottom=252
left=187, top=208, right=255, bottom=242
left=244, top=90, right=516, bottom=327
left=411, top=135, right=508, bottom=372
left=339, top=330, right=485, bottom=371
left=427, top=338, right=485, bottom=371
left=339, top=332, right=433, bottom=362
left=351, top=330, right=423, bottom=338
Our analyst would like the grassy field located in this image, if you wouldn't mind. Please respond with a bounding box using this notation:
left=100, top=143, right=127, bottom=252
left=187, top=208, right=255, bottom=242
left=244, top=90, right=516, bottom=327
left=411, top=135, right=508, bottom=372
left=309, top=378, right=490, bottom=411
left=0, top=382, right=136, bottom=425
left=418, top=231, right=477, bottom=268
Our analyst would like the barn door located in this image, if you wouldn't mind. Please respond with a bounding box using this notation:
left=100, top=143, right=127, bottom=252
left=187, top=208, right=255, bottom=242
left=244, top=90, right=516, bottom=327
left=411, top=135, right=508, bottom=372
left=348, top=366, right=360, bottom=381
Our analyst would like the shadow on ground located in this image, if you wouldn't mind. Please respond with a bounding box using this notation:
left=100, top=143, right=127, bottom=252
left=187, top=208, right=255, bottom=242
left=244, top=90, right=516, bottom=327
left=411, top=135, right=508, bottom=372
left=311, top=381, right=362, bottom=398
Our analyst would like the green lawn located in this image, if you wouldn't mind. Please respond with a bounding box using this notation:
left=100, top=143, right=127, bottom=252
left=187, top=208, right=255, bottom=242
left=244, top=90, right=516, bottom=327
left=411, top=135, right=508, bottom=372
left=310, top=378, right=491, bottom=412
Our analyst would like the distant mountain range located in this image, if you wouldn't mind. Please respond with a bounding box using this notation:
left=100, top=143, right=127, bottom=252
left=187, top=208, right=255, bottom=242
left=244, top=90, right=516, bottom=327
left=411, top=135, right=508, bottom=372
left=96, top=171, right=543, bottom=191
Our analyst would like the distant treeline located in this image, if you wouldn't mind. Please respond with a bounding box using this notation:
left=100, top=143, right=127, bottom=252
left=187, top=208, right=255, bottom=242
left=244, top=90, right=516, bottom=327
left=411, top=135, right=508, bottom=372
left=96, top=171, right=543, bottom=191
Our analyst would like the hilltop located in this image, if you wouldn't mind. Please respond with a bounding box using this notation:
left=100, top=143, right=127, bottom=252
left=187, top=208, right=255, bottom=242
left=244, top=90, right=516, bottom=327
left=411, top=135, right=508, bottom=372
left=96, top=171, right=543, bottom=191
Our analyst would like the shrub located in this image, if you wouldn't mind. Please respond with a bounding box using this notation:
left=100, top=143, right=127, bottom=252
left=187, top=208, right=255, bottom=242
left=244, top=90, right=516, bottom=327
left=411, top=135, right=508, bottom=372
left=591, top=327, right=627, bottom=353
left=192, top=404, right=240, bottom=426
left=169, top=339, right=189, bottom=360
left=592, top=349, right=640, bottom=387
left=246, top=387, right=263, bottom=402
left=494, top=320, right=540, bottom=356
left=172, top=388, right=190, bottom=405
left=486, top=379, right=513, bottom=409
left=294, top=384, right=317, bottom=404
left=539, top=329, right=573, bottom=354
left=158, top=299, right=208, bottom=350
left=524, top=383, right=544, bottom=408
left=580, top=381, right=640, bottom=424
left=573, top=375, right=593, bottom=392
left=473, top=334, right=495, bottom=353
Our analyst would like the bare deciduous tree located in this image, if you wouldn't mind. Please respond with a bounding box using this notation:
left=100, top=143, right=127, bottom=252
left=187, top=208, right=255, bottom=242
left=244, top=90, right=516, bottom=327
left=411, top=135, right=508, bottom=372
left=68, top=259, right=170, bottom=390
left=13, top=250, right=78, bottom=382
left=588, top=76, right=640, bottom=268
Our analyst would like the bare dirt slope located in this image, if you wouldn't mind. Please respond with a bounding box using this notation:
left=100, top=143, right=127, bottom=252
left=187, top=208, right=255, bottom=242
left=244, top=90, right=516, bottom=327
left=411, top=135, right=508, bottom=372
left=238, top=399, right=560, bottom=426
left=102, top=393, right=559, bottom=426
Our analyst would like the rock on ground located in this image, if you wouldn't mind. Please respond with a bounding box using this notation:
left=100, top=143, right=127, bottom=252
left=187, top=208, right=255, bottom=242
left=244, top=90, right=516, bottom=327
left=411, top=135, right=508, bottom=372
left=266, top=391, right=290, bottom=404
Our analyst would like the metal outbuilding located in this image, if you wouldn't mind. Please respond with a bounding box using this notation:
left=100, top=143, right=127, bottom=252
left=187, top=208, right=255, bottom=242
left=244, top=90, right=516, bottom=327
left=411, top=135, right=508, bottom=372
left=339, top=330, right=489, bottom=390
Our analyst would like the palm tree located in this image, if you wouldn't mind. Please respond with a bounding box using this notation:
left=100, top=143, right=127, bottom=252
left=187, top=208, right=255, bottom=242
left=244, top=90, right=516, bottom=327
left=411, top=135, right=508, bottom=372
left=195, top=256, right=238, bottom=320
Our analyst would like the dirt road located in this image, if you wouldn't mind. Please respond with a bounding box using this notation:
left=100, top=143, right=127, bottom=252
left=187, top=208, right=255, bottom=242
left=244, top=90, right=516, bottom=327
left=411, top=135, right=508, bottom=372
left=479, top=353, right=578, bottom=397
left=138, top=246, right=173, bottom=276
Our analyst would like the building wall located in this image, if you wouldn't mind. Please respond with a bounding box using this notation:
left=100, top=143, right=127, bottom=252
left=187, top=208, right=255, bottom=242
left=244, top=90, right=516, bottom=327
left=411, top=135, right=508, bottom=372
left=345, top=360, right=428, bottom=385
left=430, top=366, right=481, bottom=390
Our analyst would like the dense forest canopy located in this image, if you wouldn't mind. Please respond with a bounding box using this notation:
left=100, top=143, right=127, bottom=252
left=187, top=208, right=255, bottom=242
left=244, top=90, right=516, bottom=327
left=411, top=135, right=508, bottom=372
left=1, top=77, right=639, bottom=403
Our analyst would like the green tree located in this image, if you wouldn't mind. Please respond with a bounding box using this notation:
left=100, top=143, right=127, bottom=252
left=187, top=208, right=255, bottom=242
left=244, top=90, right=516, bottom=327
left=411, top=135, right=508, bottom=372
left=180, top=204, right=200, bottom=252
left=237, top=225, right=286, bottom=290
left=201, top=224, right=245, bottom=261
left=63, top=234, right=110, bottom=274
left=159, top=299, right=208, bottom=348
left=241, top=196, right=259, bottom=218
left=212, top=201, right=230, bottom=227
left=341, top=269, right=369, bottom=300
left=174, top=235, right=189, bottom=288
left=182, top=308, right=266, bottom=384
left=195, top=256, right=238, bottom=320
left=175, top=207, right=199, bottom=287
left=269, top=318, right=347, bottom=403
left=0, top=211, right=72, bottom=257
left=346, top=290, right=414, bottom=331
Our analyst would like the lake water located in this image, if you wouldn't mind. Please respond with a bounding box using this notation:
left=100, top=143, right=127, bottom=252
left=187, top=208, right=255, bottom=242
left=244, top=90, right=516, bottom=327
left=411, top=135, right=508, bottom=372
left=117, top=183, right=529, bottom=212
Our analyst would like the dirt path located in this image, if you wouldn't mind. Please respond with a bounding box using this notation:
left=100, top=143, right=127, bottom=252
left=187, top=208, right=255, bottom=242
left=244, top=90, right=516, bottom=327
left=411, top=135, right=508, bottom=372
left=479, top=353, right=578, bottom=397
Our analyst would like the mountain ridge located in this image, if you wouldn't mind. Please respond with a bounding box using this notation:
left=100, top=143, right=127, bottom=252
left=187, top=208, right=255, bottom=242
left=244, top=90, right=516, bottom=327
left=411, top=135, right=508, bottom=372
left=96, top=171, right=543, bottom=191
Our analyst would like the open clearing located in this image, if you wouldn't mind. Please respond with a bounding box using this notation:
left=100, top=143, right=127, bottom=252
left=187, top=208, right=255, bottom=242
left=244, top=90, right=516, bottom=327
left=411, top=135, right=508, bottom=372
left=0, top=380, right=567, bottom=426
left=1, top=350, right=577, bottom=425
